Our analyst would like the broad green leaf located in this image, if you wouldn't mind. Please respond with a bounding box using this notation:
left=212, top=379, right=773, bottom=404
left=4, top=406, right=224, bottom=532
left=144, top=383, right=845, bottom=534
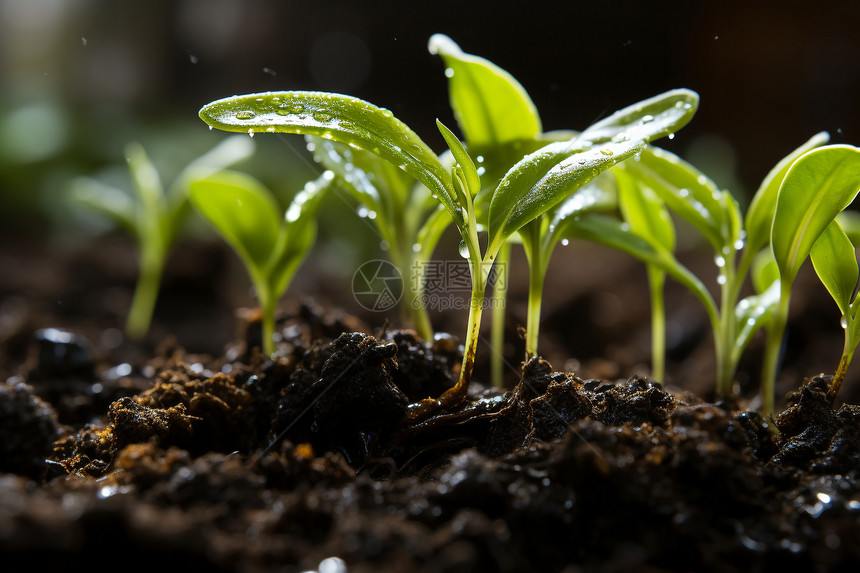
left=437, top=120, right=480, bottom=198
left=199, top=91, right=458, bottom=218
left=811, top=219, right=858, bottom=316
left=577, top=89, right=699, bottom=147
left=625, top=146, right=728, bottom=251
left=615, top=167, right=675, bottom=251
left=771, top=145, right=860, bottom=285
left=488, top=137, right=644, bottom=252
left=69, top=178, right=137, bottom=236
left=188, top=170, right=281, bottom=270
left=745, top=132, right=829, bottom=255
left=429, top=34, right=541, bottom=147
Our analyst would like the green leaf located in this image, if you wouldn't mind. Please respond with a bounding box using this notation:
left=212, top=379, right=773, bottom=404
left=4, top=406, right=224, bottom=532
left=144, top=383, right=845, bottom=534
left=437, top=119, right=480, bottom=198
left=188, top=170, right=281, bottom=272
left=615, top=166, right=675, bottom=251
left=199, top=91, right=457, bottom=218
left=771, top=145, right=860, bottom=285
left=745, top=132, right=830, bottom=255
left=577, top=89, right=699, bottom=147
left=811, top=219, right=858, bottom=316
left=836, top=210, right=860, bottom=245
left=546, top=171, right=618, bottom=247
left=488, top=137, right=644, bottom=253
left=625, top=146, right=728, bottom=251
left=69, top=178, right=138, bottom=236
left=429, top=34, right=541, bottom=147
left=751, top=249, right=780, bottom=295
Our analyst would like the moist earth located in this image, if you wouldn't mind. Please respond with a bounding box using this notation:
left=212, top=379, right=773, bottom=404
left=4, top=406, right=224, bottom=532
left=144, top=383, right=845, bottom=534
left=2, top=318, right=859, bottom=573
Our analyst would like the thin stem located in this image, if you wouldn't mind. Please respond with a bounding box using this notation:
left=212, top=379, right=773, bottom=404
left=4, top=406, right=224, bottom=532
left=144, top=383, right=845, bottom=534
left=761, top=285, right=791, bottom=418
left=490, top=241, right=511, bottom=388
left=832, top=314, right=858, bottom=400
left=646, top=267, right=666, bottom=382
left=715, top=262, right=738, bottom=397
left=259, top=287, right=277, bottom=356
left=125, top=251, right=163, bottom=340
left=525, top=249, right=545, bottom=358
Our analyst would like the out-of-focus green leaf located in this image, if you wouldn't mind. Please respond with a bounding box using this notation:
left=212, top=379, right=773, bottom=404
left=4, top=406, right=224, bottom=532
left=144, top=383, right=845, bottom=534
left=429, top=33, right=541, bottom=147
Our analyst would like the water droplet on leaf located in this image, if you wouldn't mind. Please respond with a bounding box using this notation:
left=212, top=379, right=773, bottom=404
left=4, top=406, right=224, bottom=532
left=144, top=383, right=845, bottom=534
left=458, top=240, right=469, bottom=259
left=236, top=111, right=256, bottom=120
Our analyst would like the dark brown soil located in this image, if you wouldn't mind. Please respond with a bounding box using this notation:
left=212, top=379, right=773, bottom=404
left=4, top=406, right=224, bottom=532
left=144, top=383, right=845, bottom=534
left=1, top=238, right=859, bottom=572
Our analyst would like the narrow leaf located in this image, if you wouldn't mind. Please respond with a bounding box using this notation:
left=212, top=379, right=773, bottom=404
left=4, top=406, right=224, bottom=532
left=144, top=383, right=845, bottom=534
left=429, top=34, right=541, bottom=147
left=615, top=167, right=675, bottom=251
left=811, top=219, right=858, bottom=315
left=199, top=91, right=458, bottom=218
left=745, top=132, right=830, bottom=255
left=734, top=281, right=780, bottom=358
left=69, top=178, right=138, bottom=236
left=772, top=145, right=860, bottom=285
left=437, top=119, right=480, bottom=197
left=625, top=146, right=728, bottom=251
left=577, top=89, right=699, bottom=147
left=489, top=137, right=644, bottom=251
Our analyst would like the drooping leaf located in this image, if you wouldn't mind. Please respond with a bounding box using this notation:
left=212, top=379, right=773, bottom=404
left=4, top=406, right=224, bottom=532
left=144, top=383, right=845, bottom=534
left=745, top=132, right=830, bottom=255
left=577, top=89, right=699, bottom=147
left=429, top=34, right=541, bottom=147
left=199, top=91, right=458, bottom=218
left=771, top=145, right=860, bottom=285
left=306, top=137, right=385, bottom=215
left=811, top=219, right=858, bottom=316
left=188, top=170, right=281, bottom=272
left=545, top=171, right=618, bottom=248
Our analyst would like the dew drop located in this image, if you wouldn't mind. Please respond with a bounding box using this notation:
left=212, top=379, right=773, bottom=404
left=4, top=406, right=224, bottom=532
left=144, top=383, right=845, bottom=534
left=714, top=255, right=725, bottom=268
left=600, top=149, right=613, bottom=156
left=236, top=111, right=256, bottom=120
left=561, top=238, right=569, bottom=246
left=380, top=109, right=394, bottom=118
left=312, top=111, right=333, bottom=123
left=679, top=188, right=689, bottom=198
left=357, top=206, right=370, bottom=218
left=208, top=125, right=213, bottom=131
left=841, top=315, right=848, bottom=329
left=412, top=243, right=422, bottom=253
left=380, top=240, right=390, bottom=251
left=248, top=129, right=255, bottom=138
left=640, top=114, right=655, bottom=124
left=367, top=210, right=377, bottom=220
left=717, top=274, right=727, bottom=285
left=668, top=133, right=675, bottom=140
left=734, top=238, right=745, bottom=250
left=445, top=68, right=455, bottom=78
left=476, top=155, right=484, bottom=163
left=458, top=240, right=469, bottom=259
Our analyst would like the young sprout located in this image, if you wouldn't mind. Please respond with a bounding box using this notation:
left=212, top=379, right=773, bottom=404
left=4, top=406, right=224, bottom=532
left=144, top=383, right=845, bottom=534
left=430, top=34, right=698, bottom=384
left=305, top=136, right=449, bottom=342
left=70, top=136, right=254, bottom=339
left=188, top=170, right=333, bottom=356
left=199, top=73, right=648, bottom=419
left=766, top=145, right=860, bottom=413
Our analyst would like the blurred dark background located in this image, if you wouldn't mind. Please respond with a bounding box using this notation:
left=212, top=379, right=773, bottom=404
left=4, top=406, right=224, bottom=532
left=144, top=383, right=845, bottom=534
left=2, top=0, right=858, bottom=239
left=0, top=0, right=858, bottom=388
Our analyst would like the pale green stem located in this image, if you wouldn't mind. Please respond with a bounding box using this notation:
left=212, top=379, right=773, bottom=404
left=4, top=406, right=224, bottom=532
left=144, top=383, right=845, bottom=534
left=715, top=263, right=738, bottom=398
left=490, top=241, right=511, bottom=388
left=646, top=267, right=666, bottom=382
left=259, top=286, right=277, bottom=356
left=832, top=313, right=859, bottom=400
left=125, top=248, right=164, bottom=340
left=525, top=252, right=545, bottom=359
left=761, top=285, right=791, bottom=418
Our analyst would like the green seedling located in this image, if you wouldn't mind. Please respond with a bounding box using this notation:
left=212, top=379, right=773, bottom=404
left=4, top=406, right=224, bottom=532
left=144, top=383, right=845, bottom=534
left=71, top=136, right=254, bottom=339
left=768, top=145, right=860, bottom=411
left=304, top=136, right=450, bottom=342
left=188, top=169, right=333, bottom=356
left=430, top=34, right=697, bottom=384
left=564, top=135, right=860, bottom=416
left=199, top=47, right=655, bottom=418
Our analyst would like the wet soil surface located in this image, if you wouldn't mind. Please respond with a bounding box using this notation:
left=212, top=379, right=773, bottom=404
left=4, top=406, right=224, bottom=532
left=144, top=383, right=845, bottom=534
left=1, top=239, right=859, bottom=572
